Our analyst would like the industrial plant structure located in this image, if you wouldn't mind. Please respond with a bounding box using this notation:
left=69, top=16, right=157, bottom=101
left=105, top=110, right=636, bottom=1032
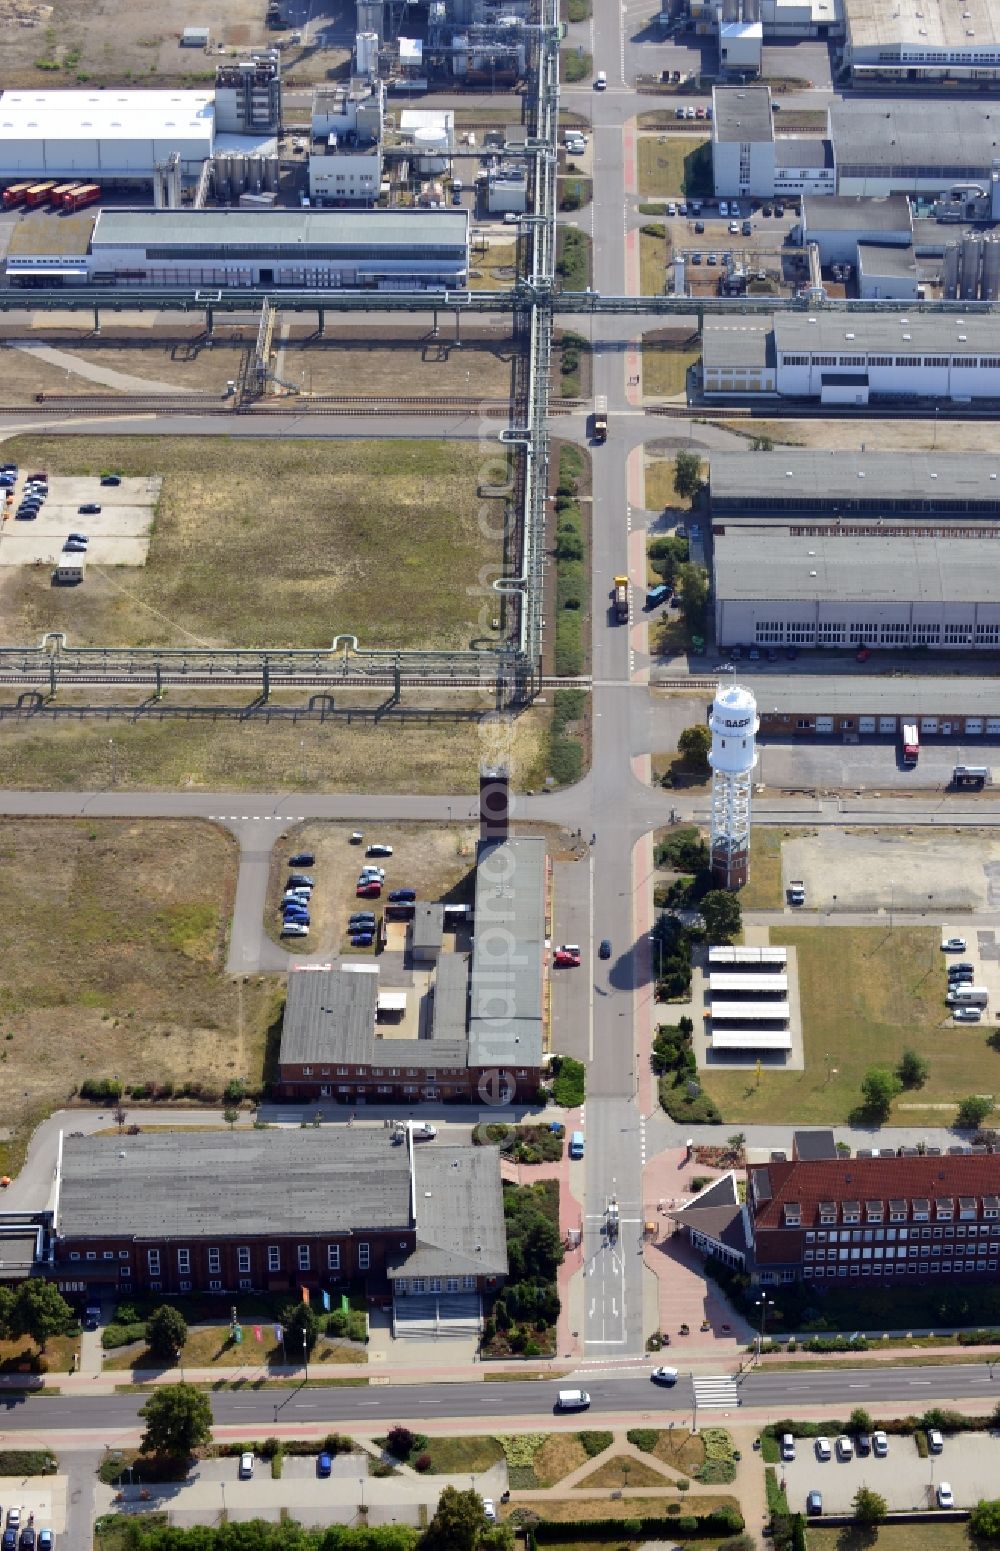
left=708, top=680, right=759, bottom=891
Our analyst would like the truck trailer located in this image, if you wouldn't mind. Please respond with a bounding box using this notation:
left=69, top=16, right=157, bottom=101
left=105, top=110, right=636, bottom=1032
left=2, top=182, right=33, bottom=208
left=613, top=575, right=629, bottom=623
left=592, top=396, right=608, bottom=443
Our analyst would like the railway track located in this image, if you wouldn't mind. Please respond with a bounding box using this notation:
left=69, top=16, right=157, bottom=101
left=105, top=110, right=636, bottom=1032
left=0, top=672, right=592, bottom=690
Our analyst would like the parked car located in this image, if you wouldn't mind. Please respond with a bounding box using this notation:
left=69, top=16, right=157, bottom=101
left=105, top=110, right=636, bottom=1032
left=855, top=646, right=871, bottom=662
left=856, top=1434, right=872, bottom=1457
left=317, top=1453, right=332, bottom=1478
left=481, top=1500, right=496, bottom=1524
left=742, top=220, right=752, bottom=236
left=598, top=938, right=612, bottom=959
left=836, top=1436, right=853, bottom=1460
left=927, top=1429, right=944, bottom=1454
left=937, top=1483, right=955, bottom=1508
left=948, top=962, right=974, bottom=976
left=349, top=913, right=377, bottom=927
left=954, top=1006, right=983, bottom=1022
left=815, top=1438, right=832, bottom=1461
left=411, top=1121, right=437, bottom=1140
left=694, top=220, right=705, bottom=233
left=350, top=932, right=374, bottom=947
left=650, top=1366, right=679, bottom=1385
left=100, top=474, right=122, bottom=486
left=780, top=1434, right=795, bottom=1461
left=288, top=874, right=315, bottom=888
left=3, top=1531, right=17, bottom=1551
left=942, top=937, right=967, bottom=952
left=872, top=1431, right=889, bottom=1457
left=366, top=843, right=393, bottom=856
left=7, top=1514, right=20, bottom=1530
left=66, top=532, right=90, bottom=546
left=78, top=503, right=102, bottom=515
left=35, top=1536, right=52, bottom=1551
left=281, top=922, right=309, bottom=937
left=288, top=852, right=315, bottom=866
left=239, top=1452, right=254, bottom=1479
left=19, top=1531, right=34, bottom=1551
left=357, top=883, right=382, bottom=898
left=806, top=1492, right=822, bottom=1516
left=554, top=949, right=581, bottom=967
left=387, top=888, right=416, bottom=902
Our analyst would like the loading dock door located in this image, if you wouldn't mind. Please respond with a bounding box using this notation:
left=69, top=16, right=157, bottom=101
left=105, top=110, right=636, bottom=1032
left=816, top=714, right=834, bottom=734
left=859, top=716, right=876, bottom=734
left=878, top=716, right=896, bottom=734
left=967, top=719, right=983, bottom=735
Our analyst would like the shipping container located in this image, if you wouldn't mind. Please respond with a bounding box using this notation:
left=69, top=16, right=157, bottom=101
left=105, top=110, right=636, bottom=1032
left=2, top=182, right=34, bottom=208
left=24, top=182, right=57, bottom=207
left=48, top=183, right=80, bottom=207
left=65, top=184, right=100, bottom=211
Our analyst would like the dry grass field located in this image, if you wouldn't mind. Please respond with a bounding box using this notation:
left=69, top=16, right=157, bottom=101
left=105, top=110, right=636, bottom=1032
left=0, top=435, right=503, bottom=651
left=0, top=819, right=277, bottom=1178
left=721, top=418, right=993, bottom=452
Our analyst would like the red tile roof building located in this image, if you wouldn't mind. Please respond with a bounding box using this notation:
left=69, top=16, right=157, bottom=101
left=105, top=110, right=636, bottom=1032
left=748, top=1153, right=1000, bottom=1286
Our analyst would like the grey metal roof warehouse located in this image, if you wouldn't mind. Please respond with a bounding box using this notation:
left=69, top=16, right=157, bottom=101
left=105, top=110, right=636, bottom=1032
left=703, top=319, right=774, bottom=370
left=714, top=525, right=1000, bottom=603
left=773, top=310, right=1000, bottom=356
left=281, top=966, right=379, bottom=1066
left=389, top=1146, right=508, bottom=1279
left=56, top=1130, right=412, bottom=1240
left=713, top=85, right=774, bottom=142
left=774, top=138, right=833, bottom=170
left=747, top=673, right=1000, bottom=716
left=90, top=207, right=469, bottom=254
left=801, top=194, right=912, bottom=233
left=830, top=99, right=1000, bottom=172
left=468, top=835, right=546, bottom=1070
left=430, top=953, right=470, bottom=1044
left=709, top=449, right=1000, bottom=510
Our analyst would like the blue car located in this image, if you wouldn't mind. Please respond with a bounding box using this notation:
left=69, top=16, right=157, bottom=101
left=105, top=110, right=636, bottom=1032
left=317, top=1453, right=332, bottom=1478
left=288, top=874, right=314, bottom=888
left=349, top=914, right=376, bottom=927
left=283, top=908, right=310, bottom=923
left=350, top=932, right=374, bottom=947
left=388, top=888, right=416, bottom=903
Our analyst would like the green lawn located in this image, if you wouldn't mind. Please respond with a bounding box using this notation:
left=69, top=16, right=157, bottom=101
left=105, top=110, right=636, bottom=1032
left=642, top=346, right=699, bottom=398
left=556, top=226, right=592, bottom=290
left=419, top=1436, right=505, bottom=1473
left=810, top=1525, right=989, bottom=1551
left=0, top=435, right=500, bottom=652
left=637, top=135, right=710, bottom=197
left=703, top=926, right=1000, bottom=1123
left=561, top=47, right=592, bottom=82
left=640, top=228, right=667, bottom=297
left=739, top=828, right=788, bottom=909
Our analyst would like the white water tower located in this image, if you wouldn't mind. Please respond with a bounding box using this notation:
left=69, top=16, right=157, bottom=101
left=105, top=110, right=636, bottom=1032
left=708, top=680, right=759, bottom=890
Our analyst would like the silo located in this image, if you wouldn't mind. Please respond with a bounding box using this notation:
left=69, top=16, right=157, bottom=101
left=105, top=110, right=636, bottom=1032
left=943, top=241, right=960, bottom=300
left=984, top=236, right=1000, bottom=301
left=960, top=235, right=981, bottom=300
left=231, top=155, right=248, bottom=195
left=213, top=153, right=231, bottom=200
left=250, top=153, right=265, bottom=192
left=264, top=154, right=280, bottom=192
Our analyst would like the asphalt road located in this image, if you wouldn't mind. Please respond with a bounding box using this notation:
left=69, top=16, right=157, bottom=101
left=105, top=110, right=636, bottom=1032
left=2, top=1364, right=999, bottom=1436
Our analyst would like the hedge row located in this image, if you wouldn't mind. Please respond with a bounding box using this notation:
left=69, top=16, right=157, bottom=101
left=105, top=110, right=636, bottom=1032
left=527, top=1508, right=743, bottom=1543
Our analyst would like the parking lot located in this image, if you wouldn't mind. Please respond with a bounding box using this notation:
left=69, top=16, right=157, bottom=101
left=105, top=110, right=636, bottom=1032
left=0, top=474, right=159, bottom=568
left=782, top=1431, right=1000, bottom=1515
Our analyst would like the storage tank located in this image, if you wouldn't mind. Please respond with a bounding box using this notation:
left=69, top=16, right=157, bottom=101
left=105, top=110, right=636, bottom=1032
left=264, top=154, right=280, bottom=192
left=356, top=29, right=379, bottom=78
left=249, top=153, right=265, bottom=191
left=231, top=154, right=249, bottom=194
left=413, top=124, right=449, bottom=172
left=708, top=680, right=759, bottom=892
left=213, top=153, right=231, bottom=200
left=943, top=241, right=960, bottom=300
left=984, top=236, right=1000, bottom=301
left=960, top=234, right=981, bottom=300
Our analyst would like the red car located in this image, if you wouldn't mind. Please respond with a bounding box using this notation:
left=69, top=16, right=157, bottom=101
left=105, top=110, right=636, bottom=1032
left=356, top=882, right=382, bottom=898
left=855, top=646, right=870, bottom=662
left=554, top=949, right=581, bottom=967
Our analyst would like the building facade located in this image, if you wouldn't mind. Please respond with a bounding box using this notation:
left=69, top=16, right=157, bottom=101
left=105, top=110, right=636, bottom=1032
left=748, top=1151, right=1000, bottom=1285
left=49, top=1128, right=507, bottom=1311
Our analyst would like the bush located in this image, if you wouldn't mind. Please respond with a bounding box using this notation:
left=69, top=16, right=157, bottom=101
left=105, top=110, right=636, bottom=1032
left=550, top=1055, right=585, bottom=1108
left=413, top=1453, right=431, bottom=1473
left=579, top=1431, right=613, bottom=1457
left=385, top=1426, right=418, bottom=1462
left=102, top=1321, right=148, bottom=1349
left=626, top=1428, right=658, bottom=1453
left=80, top=1077, right=124, bottom=1102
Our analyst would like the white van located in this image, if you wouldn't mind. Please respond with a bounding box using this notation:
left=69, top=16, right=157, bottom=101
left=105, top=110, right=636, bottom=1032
left=556, top=1389, right=591, bottom=1410
left=947, top=985, right=989, bottom=1006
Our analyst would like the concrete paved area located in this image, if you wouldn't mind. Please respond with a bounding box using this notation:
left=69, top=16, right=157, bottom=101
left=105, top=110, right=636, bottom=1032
left=0, top=474, right=157, bottom=568
left=781, top=829, right=1000, bottom=914
left=782, top=1432, right=1000, bottom=1514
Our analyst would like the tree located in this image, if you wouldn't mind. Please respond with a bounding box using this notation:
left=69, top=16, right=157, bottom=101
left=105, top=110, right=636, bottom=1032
left=675, top=561, right=709, bottom=635
left=677, top=722, right=712, bottom=775
left=859, top=1066, right=902, bottom=1123
left=139, top=1382, right=212, bottom=1458
left=971, top=1500, right=1000, bottom=1539
left=146, top=1305, right=188, bottom=1362
left=897, top=1048, right=929, bottom=1089
left=420, top=1485, right=490, bottom=1551
left=223, top=1107, right=240, bottom=1130
left=113, top=1104, right=128, bottom=1132
left=0, top=1285, right=14, bottom=1341
left=852, top=1486, right=887, bottom=1526
left=12, top=1281, right=74, bottom=1349
left=957, top=1094, right=995, bottom=1129
left=700, top=890, right=742, bottom=945
left=848, top=1406, right=874, bottom=1434
left=385, top=1426, right=417, bottom=1461
left=281, top=1299, right=321, bottom=1353
left=727, top=1133, right=746, bottom=1160
left=673, top=449, right=703, bottom=502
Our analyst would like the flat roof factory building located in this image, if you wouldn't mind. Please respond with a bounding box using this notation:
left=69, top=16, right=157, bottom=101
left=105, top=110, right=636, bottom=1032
left=708, top=449, right=1000, bottom=518
left=713, top=523, right=1000, bottom=653
left=4, top=207, right=472, bottom=289
left=703, top=311, right=1000, bottom=402
left=830, top=98, right=1000, bottom=194
left=842, top=0, right=1000, bottom=81
left=0, top=90, right=215, bottom=181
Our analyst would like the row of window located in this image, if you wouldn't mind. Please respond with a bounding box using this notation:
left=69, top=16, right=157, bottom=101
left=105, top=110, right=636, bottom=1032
left=808, top=1222, right=1000, bottom=1241
left=71, top=1243, right=361, bottom=1274
left=807, top=1242, right=994, bottom=1260
left=396, top=1276, right=478, bottom=1293
left=808, top=1260, right=998, bottom=1276
left=779, top=353, right=1000, bottom=368
left=752, top=623, right=1000, bottom=645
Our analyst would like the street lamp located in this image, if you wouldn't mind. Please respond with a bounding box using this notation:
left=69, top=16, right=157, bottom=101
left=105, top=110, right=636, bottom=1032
left=754, top=1294, right=775, bottom=1362
left=302, top=1328, right=308, bottom=1382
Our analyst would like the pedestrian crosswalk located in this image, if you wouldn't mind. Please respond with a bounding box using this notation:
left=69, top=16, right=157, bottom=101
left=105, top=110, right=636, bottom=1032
left=693, top=1375, right=740, bottom=1410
